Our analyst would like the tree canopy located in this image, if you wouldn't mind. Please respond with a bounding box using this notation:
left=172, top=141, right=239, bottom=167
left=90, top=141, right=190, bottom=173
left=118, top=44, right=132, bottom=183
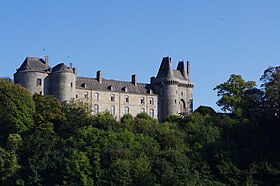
left=0, top=66, right=279, bottom=185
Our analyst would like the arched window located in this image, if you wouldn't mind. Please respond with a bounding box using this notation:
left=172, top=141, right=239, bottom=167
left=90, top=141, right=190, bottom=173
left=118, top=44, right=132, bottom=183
left=84, top=92, right=88, bottom=99
left=111, top=94, right=115, bottom=101
left=110, top=106, right=115, bottom=115
left=125, top=107, right=129, bottom=115
left=150, top=98, right=154, bottom=105
left=140, top=108, right=145, bottom=113
left=140, top=97, right=145, bottom=104
left=125, top=95, right=129, bottom=103
left=95, top=92, right=99, bottom=100
left=149, top=109, right=154, bottom=118
left=179, top=99, right=186, bottom=114
left=94, top=104, right=99, bottom=114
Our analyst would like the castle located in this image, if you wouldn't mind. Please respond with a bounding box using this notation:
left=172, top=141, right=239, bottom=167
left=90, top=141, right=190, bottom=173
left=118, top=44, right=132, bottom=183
left=14, top=56, right=194, bottom=121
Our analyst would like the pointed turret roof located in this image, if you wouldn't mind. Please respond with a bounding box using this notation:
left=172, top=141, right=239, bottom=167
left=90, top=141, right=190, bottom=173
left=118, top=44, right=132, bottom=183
left=156, top=56, right=174, bottom=78
left=176, top=61, right=188, bottom=80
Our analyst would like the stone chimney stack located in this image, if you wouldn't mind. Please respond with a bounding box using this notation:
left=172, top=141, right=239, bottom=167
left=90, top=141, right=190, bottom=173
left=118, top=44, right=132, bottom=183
left=70, top=63, right=73, bottom=70
left=97, top=70, right=102, bottom=84
left=132, top=74, right=137, bottom=86
left=45, top=56, right=49, bottom=66
left=187, top=61, right=190, bottom=79
left=150, top=76, right=155, bottom=84
left=73, top=67, right=77, bottom=75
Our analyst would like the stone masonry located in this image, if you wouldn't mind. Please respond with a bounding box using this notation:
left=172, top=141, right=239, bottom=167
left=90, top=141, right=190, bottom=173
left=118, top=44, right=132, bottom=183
left=14, top=56, right=194, bottom=121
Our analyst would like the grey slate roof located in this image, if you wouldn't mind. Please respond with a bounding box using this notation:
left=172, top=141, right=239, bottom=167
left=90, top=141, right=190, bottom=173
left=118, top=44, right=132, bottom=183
left=17, top=57, right=50, bottom=72
left=173, top=70, right=185, bottom=80
left=76, top=77, right=154, bottom=95
left=52, top=63, right=72, bottom=73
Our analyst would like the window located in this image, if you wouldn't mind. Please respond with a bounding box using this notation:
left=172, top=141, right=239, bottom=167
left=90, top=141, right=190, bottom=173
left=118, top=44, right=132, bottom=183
left=94, top=104, right=99, bottom=114
left=175, top=99, right=177, bottom=104
left=110, top=106, right=115, bottom=115
left=140, top=108, right=145, bottom=113
left=140, top=97, right=145, bottom=104
left=84, top=92, right=88, bottom=99
left=181, top=92, right=183, bottom=96
left=82, top=83, right=87, bottom=88
left=95, top=92, right=99, bottom=100
left=111, top=94, right=115, bottom=101
left=150, top=98, right=154, bottom=105
left=37, top=78, right=42, bottom=86
left=71, top=82, right=73, bottom=87
left=123, top=86, right=128, bottom=92
left=125, top=107, right=129, bottom=115
left=150, top=109, right=154, bottom=118
left=108, top=85, right=114, bottom=91
left=76, top=95, right=78, bottom=98
left=125, top=95, right=129, bottom=103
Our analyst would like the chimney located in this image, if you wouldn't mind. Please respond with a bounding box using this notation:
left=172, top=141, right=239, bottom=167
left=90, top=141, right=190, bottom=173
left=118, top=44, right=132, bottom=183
left=187, top=61, right=190, bottom=79
left=150, top=76, right=155, bottom=84
left=132, top=74, right=137, bottom=86
left=73, top=67, right=77, bottom=75
left=45, top=56, right=49, bottom=66
left=97, top=70, right=102, bottom=84
left=70, top=63, right=73, bottom=70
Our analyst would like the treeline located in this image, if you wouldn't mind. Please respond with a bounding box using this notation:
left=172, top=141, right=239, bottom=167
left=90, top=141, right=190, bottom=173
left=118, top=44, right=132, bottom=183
left=0, top=66, right=279, bottom=185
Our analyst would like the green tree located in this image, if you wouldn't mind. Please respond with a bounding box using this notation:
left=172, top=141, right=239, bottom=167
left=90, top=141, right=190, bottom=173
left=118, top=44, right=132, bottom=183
left=214, top=74, right=258, bottom=118
left=0, top=78, right=35, bottom=141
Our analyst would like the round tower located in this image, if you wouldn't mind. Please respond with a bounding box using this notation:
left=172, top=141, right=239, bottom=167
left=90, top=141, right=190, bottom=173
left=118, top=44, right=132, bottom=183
left=151, top=57, right=194, bottom=121
left=49, top=63, right=76, bottom=101
left=14, top=57, right=50, bottom=95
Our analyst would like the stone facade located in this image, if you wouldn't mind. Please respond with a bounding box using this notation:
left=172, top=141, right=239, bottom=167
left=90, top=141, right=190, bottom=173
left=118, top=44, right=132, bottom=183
left=14, top=56, right=194, bottom=121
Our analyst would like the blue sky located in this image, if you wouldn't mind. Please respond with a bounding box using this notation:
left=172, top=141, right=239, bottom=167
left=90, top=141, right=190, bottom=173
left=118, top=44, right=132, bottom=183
left=1, top=0, right=279, bottom=111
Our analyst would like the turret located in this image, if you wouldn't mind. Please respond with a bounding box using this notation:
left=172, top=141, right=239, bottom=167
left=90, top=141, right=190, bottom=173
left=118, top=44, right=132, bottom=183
left=14, top=57, right=50, bottom=95
left=48, top=63, right=76, bottom=101
left=177, top=61, right=188, bottom=79
left=151, top=56, right=194, bottom=121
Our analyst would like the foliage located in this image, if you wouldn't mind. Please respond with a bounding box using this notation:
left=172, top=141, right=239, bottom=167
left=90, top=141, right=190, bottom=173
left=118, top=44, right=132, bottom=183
left=0, top=66, right=280, bottom=185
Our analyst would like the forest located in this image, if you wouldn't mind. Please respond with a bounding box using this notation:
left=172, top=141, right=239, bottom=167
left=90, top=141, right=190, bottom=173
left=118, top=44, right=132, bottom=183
left=0, top=66, right=279, bottom=185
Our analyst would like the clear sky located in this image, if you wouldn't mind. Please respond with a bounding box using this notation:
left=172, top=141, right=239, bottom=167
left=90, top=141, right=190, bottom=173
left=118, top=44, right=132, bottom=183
left=1, top=0, right=279, bottom=111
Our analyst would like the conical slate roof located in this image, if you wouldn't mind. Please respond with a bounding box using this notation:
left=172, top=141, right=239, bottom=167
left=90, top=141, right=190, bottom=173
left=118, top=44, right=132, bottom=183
left=52, top=63, right=72, bottom=73
left=17, top=57, right=50, bottom=72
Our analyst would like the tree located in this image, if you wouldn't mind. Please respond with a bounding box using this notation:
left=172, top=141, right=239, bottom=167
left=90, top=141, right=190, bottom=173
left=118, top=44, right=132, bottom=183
left=214, top=74, right=257, bottom=117
left=0, top=78, right=35, bottom=144
left=260, top=66, right=280, bottom=120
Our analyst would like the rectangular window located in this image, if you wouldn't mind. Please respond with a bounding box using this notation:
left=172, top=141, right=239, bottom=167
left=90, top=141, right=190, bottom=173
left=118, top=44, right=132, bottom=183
left=125, top=95, right=129, bottom=103
left=141, top=97, right=145, bottom=104
left=37, top=79, right=42, bottom=86
left=111, top=94, right=115, bottom=101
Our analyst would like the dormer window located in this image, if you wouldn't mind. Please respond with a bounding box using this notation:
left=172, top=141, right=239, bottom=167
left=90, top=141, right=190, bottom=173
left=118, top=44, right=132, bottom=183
left=122, top=86, right=128, bottom=92
left=82, top=83, right=87, bottom=88
left=108, top=85, right=114, bottom=91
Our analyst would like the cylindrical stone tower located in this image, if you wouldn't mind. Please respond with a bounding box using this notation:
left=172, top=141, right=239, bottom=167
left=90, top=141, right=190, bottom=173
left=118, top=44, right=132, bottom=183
left=49, top=63, right=76, bottom=101
left=14, top=57, right=50, bottom=95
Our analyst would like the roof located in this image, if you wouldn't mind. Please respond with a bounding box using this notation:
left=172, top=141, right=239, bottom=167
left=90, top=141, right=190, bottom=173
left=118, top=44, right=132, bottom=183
left=17, top=57, right=50, bottom=72
left=76, top=77, right=155, bottom=95
left=173, top=70, right=185, bottom=80
left=52, top=63, right=72, bottom=73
